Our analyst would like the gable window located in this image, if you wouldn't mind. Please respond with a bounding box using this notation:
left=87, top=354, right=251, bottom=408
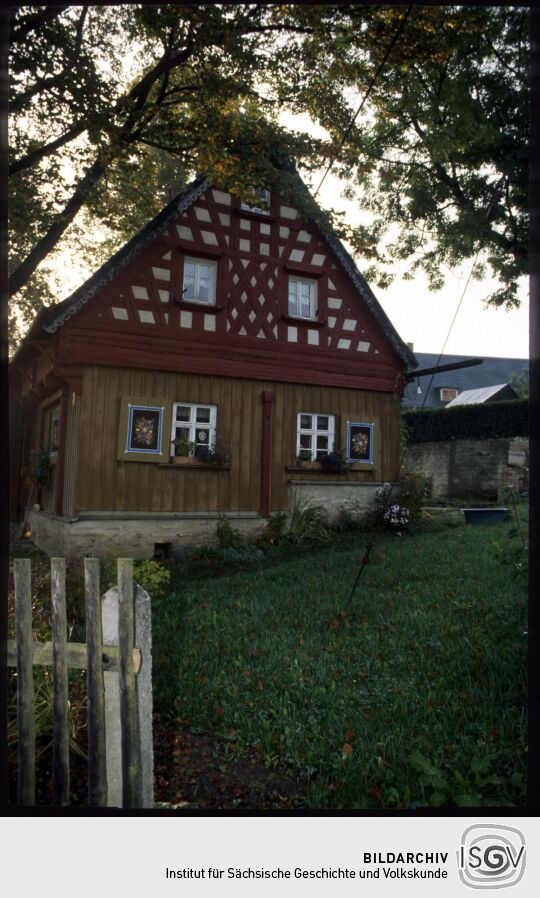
left=288, top=276, right=317, bottom=320
left=240, top=188, right=271, bottom=215
left=297, top=412, right=335, bottom=460
left=440, top=388, right=458, bottom=402
left=171, top=402, right=217, bottom=458
left=182, top=257, right=217, bottom=305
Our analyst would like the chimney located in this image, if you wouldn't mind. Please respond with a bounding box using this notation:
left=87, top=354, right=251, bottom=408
left=407, top=342, right=414, bottom=351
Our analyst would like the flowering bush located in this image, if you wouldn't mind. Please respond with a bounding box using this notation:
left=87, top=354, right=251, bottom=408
left=383, top=503, right=410, bottom=533
left=373, top=483, right=410, bottom=535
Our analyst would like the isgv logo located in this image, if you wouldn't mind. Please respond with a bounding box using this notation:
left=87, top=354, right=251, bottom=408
left=458, top=824, right=526, bottom=889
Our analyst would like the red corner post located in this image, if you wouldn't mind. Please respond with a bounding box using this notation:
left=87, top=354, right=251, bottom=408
left=259, top=390, right=273, bottom=517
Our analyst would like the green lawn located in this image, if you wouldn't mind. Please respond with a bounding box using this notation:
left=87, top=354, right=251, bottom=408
left=152, top=513, right=527, bottom=809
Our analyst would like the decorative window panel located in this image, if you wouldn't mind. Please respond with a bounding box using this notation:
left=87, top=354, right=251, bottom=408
left=288, top=276, right=317, bottom=320
left=347, top=422, right=375, bottom=465
left=296, top=413, right=335, bottom=461
left=116, top=398, right=172, bottom=463
left=182, top=256, right=217, bottom=305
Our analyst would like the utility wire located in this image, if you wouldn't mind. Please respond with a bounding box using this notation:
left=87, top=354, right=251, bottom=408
left=314, top=5, right=413, bottom=199
left=346, top=184, right=506, bottom=609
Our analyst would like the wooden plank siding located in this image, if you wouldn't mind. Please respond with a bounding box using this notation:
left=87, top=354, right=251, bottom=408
left=76, top=365, right=401, bottom=514
left=63, top=393, right=81, bottom=515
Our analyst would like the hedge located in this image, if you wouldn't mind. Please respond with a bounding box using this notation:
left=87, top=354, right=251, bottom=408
left=402, top=399, right=528, bottom=443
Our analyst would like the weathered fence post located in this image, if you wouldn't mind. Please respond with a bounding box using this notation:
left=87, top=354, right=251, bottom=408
left=102, top=570, right=154, bottom=808
left=85, top=557, right=107, bottom=806
left=14, top=558, right=35, bottom=806
left=51, top=557, right=69, bottom=806
left=10, top=556, right=153, bottom=809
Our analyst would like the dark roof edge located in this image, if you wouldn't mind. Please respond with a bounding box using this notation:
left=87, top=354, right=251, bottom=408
left=36, top=166, right=416, bottom=370
left=42, top=174, right=209, bottom=334
left=321, top=230, right=417, bottom=370
left=284, top=168, right=416, bottom=370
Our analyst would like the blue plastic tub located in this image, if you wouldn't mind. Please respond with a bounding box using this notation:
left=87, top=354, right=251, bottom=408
left=463, top=507, right=508, bottom=525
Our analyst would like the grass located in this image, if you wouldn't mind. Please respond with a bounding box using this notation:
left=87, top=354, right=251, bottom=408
left=152, top=514, right=527, bottom=809
left=8, top=503, right=527, bottom=809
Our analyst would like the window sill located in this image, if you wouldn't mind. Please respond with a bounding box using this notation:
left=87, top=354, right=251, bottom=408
left=159, top=462, right=230, bottom=470
left=235, top=209, right=275, bottom=222
left=286, top=464, right=377, bottom=474
left=174, top=300, right=225, bottom=312
left=282, top=315, right=326, bottom=328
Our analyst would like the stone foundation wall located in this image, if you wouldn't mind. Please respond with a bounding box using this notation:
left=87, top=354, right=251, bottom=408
left=27, top=511, right=267, bottom=559
left=27, top=481, right=380, bottom=557
left=405, top=438, right=528, bottom=499
left=289, top=481, right=380, bottom=516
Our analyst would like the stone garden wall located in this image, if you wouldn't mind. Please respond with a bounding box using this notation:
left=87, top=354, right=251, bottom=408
left=405, top=437, right=528, bottom=499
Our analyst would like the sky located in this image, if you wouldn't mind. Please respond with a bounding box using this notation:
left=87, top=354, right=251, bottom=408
left=41, top=40, right=530, bottom=365
left=314, top=172, right=529, bottom=360
left=288, top=113, right=530, bottom=362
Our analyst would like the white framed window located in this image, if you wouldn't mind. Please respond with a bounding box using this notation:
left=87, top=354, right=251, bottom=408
left=440, top=388, right=458, bottom=402
left=182, top=257, right=217, bottom=305
left=240, top=188, right=271, bottom=215
left=296, top=412, right=335, bottom=461
left=288, top=276, right=317, bottom=320
left=171, top=403, right=217, bottom=457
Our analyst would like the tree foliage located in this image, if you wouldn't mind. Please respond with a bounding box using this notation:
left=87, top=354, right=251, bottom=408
left=9, top=5, right=529, bottom=347
left=278, top=5, right=528, bottom=307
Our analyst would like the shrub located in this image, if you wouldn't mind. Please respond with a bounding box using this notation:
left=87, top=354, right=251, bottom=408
left=101, top=550, right=170, bottom=598
left=402, top=399, right=528, bottom=443
left=397, top=469, right=432, bottom=521
left=216, top=516, right=244, bottom=549
left=372, top=483, right=410, bottom=534
left=287, top=497, right=330, bottom=547
left=260, top=512, right=289, bottom=547
left=332, top=504, right=364, bottom=534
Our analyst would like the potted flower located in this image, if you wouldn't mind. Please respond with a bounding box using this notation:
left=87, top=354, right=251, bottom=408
left=296, top=449, right=322, bottom=470
left=172, top=436, right=198, bottom=464
left=321, top=450, right=348, bottom=474
left=204, top=444, right=229, bottom=467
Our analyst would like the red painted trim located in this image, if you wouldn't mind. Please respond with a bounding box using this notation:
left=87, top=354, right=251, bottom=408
left=36, top=406, right=46, bottom=507
left=54, top=388, right=69, bottom=515
left=61, top=337, right=401, bottom=391
left=260, top=390, right=273, bottom=517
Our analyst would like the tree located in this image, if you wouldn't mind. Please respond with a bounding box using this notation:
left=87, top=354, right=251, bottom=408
left=280, top=5, right=528, bottom=307
left=8, top=4, right=328, bottom=342
left=9, top=5, right=529, bottom=347
left=509, top=368, right=529, bottom=400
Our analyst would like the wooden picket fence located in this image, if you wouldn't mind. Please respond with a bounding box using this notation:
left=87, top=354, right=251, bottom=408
left=7, top=557, right=152, bottom=808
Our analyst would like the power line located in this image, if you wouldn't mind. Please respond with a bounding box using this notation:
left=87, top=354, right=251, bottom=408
left=346, top=184, right=506, bottom=609
left=314, top=5, right=413, bottom=199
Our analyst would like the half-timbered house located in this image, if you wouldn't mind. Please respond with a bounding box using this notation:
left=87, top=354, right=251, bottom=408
left=10, top=173, right=417, bottom=557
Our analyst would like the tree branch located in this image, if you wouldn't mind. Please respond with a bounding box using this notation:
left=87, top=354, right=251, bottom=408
left=9, top=122, right=88, bottom=176
left=9, top=156, right=105, bottom=297
left=10, top=7, right=69, bottom=44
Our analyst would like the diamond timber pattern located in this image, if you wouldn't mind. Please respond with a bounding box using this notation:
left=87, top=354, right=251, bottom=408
left=80, top=183, right=387, bottom=364
left=226, top=258, right=278, bottom=339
